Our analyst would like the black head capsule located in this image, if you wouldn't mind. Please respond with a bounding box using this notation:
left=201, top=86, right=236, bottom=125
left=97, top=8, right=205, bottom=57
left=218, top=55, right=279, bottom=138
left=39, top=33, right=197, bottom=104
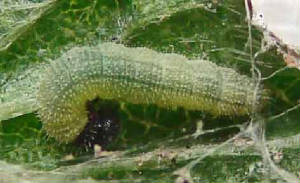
left=74, top=98, right=121, bottom=150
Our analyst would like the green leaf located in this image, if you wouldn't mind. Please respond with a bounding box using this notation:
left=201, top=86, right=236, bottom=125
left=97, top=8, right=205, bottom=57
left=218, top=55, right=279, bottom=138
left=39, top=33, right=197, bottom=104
left=0, top=0, right=299, bottom=182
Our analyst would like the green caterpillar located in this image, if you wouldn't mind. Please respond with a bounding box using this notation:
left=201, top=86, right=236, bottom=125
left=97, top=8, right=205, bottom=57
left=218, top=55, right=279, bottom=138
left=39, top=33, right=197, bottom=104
left=37, top=42, right=264, bottom=143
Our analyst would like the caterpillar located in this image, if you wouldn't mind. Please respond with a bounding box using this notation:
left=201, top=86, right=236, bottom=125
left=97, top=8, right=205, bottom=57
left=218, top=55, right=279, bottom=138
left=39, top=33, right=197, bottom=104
left=37, top=42, right=265, bottom=145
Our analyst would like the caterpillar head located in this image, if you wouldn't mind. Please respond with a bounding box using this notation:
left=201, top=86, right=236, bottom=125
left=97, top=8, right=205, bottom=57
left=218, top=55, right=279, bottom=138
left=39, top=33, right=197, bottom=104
left=37, top=55, right=121, bottom=150
left=39, top=94, right=121, bottom=150
left=74, top=98, right=121, bottom=149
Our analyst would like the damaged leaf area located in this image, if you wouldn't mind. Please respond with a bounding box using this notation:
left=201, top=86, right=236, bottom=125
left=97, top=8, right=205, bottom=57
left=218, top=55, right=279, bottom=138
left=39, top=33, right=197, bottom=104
left=0, top=0, right=299, bottom=182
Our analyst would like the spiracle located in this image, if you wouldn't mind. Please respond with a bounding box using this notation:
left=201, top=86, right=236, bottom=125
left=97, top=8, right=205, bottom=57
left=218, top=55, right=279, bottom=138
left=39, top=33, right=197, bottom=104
left=36, top=42, right=265, bottom=145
